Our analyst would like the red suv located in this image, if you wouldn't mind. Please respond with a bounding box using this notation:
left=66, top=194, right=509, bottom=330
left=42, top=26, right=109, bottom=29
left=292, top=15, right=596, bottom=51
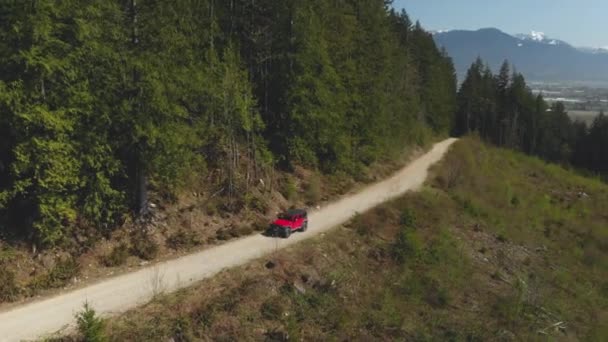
left=268, top=209, right=308, bottom=238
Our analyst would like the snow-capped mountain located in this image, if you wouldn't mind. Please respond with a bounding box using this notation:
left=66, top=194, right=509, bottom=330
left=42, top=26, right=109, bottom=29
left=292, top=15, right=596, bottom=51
left=433, top=28, right=608, bottom=83
left=514, top=31, right=568, bottom=46
left=516, top=30, right=546, bottom=42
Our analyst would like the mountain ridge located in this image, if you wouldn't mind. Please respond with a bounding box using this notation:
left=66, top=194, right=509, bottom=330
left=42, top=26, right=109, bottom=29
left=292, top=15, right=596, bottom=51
left=433, top=28, right=608, bottom=84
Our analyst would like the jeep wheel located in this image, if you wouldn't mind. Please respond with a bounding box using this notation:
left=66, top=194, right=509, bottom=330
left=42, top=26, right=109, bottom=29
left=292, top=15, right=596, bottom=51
left=283, top=227, right=291, bottom=238
left=300, top=222, right=308, bottom=232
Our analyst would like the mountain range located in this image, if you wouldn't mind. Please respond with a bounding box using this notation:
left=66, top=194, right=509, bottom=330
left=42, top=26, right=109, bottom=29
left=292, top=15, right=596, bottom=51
left=433, top=28, right=608, bottom=84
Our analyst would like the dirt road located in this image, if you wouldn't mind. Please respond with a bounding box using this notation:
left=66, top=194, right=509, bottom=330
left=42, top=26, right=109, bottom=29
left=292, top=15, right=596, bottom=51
left=0, top=138, right=457, bottom=341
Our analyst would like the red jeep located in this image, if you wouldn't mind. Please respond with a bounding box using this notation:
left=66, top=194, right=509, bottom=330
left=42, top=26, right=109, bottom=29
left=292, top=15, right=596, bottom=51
left=268, top=209, right=308, bottom=238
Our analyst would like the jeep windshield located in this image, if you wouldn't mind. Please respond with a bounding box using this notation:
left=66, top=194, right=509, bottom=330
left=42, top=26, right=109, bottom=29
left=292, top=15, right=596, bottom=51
left=277, top=213, right=293, bottom=220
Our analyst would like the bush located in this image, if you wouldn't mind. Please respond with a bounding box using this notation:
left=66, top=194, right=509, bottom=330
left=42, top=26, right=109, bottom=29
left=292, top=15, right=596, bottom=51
left=253, top=219, right=269, bottom=232
left=216, top=230, right=230, bottom=241
left=261, top=297, right=286, bottom=320
left=101, top=243, right=129, bottom=267
left=423, top=280, right=450, bottom=308
left=304, top=175, right=322, bottom=205
left=392, top=228, right=422, bottom=263
left=166, top=230, right=201, bottom=250
left=399, top=208, right=417, bottom=228
left=35, top=257, right=80, bottom=290
left=76, top=302, right=106, bottom=342
left=172, top=316, right=195, bottom=342
left=131, top=232, right=159, bottom=261
left=282, top=176, right=298, bottom=202
left=0, top=267, right=19, bottom=302
left=205, top=200, right=218, bottom=216
left=244, top=193, right=268, bottom=213
left=235, top=225, right=254, bottom=237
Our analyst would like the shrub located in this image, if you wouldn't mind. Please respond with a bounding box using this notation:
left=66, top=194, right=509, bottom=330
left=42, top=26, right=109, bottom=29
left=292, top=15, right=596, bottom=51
left=235, top=225, right=254, bottom=237
left=131, top=232, right=159, bottom=261
left=0, top=267, right=19, bottom=302
left=172, top=316, right=195, bottom=342
left=253, top=219, right=269, bottom=232
left=205, top=200, right=218, bottom=216
left=261, top=297, right=286, bottom=320
left=399, top=208, right=417, bottom=228
left=350, top=214, right=366, bottom=236
left=28, top=257, right=80, bottom=293
left=166, top=230, right=201, bottom=250
left=244, top=193, right=268, bottom=213
left=216, top=229, right=231, bottom=241
left=392, top=228, right=422, bottom=263
left=496, top=232, right=508, bottom=243
left=282, top=176, right=298, bottom=202
left=76, top=302, right=106, bottom=342
left=304, top=175, right=322, bottom=205
left=510, top=195, right=520, bottom=207
left=101, top=243, right=129, bottom=267
left=424, top=281, right=450, bottom=308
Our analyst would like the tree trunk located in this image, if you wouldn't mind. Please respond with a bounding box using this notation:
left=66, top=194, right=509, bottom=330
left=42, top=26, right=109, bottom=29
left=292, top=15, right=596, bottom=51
left=130, top=0, right=147, bottom=217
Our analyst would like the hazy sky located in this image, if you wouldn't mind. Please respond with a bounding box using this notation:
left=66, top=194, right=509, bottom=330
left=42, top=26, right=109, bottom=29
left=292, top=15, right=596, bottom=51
left=393, top=0, right=608, bottom=48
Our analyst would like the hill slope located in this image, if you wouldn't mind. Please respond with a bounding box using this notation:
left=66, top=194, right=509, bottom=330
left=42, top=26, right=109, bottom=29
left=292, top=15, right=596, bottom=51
left=57, top=138, right=608, bottom=341
left=434, top=28, right=608, bottom=84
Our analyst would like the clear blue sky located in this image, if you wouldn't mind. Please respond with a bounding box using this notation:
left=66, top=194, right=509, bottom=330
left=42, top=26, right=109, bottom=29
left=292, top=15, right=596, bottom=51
left=392, top=0, right=608, bottom=48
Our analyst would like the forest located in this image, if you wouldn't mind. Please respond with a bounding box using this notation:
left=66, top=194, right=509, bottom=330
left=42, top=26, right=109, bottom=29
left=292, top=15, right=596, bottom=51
left=0, top=0, right=457, bottom=246
left=453, top=58, right=608, bottom=179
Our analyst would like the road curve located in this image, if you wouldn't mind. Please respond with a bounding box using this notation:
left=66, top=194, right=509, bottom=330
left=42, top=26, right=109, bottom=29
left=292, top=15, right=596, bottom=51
left=0, top=138, right=457, bottom=341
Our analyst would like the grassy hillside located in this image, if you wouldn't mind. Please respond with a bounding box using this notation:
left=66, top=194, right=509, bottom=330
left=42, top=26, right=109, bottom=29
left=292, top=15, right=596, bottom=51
left=57, top=138, right=607, bottom=341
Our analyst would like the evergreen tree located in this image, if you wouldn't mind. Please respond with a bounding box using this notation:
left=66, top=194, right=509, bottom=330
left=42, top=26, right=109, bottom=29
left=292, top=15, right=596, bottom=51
left=0, top=0, right=459, bottom=246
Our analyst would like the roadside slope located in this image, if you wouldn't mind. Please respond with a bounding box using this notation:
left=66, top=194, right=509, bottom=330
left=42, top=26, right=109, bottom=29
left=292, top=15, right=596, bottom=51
left=0, top=138, right=458, bottom=341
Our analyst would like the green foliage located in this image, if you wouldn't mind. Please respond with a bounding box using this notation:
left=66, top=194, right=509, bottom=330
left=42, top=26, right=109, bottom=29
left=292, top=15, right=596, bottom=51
left=282, top=176, right=298, bottom=202
left=399, top=208, right=417, bottom=227
left=0, top=266, right=19, bottom=302
left=30, top=257, right=80, bottom=290
left=304, top=175, right=322, bottom=205
left=76, top=302, right=106, bottom=342
left=0, top=0, right=456, bottom=246
left=392, top=228, right=422, bottom=263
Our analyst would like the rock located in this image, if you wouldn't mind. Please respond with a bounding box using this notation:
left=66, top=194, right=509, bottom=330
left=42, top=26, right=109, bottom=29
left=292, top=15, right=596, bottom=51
left=293, top=281, right=306, bottom=294
left=139, top=261, right=149, bottom=267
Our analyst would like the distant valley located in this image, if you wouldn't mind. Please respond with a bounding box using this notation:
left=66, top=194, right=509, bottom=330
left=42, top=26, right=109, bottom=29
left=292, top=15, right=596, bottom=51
left=434, top=28, right=608, bottom=85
